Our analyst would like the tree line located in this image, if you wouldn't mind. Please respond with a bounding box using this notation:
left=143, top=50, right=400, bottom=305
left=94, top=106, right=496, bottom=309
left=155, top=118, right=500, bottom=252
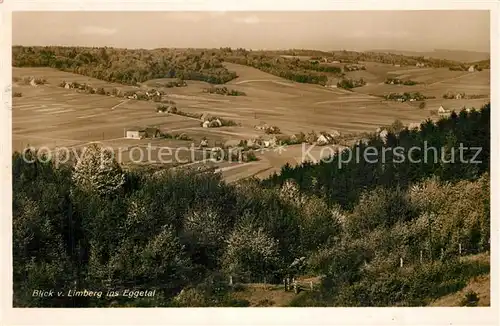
left=12, top=46, right=238, bottom=85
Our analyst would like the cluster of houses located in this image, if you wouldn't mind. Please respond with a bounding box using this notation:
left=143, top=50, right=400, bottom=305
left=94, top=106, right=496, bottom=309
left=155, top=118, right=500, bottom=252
left=156, top=105, right=177, bottom=114
left=437, top=105, right=474, bottom=117
left=310, top=57, right=341, bottom=64
left=123, top=89, right=163, bottom=101
left=315, top=131, right=341, bottom=145
left=241, top=129, right=341, bottom=150
left=255, top=124, right=281, bottom=134
left=14, top=76, right=47, bottom=87
left=343, top=64, right=366, bottom=72
left=60, top=81, right=106, bottom=95
left=385, top=92, right=427, bottom=102
left=443, top=92, right=466, bottom=100
left=201, top=113, right=223, bottom=128
left=415, top=62, right=426, bottom=68
left=60, top=81, right=168, bottom=102
left=385, top=78, right=418, bottom=86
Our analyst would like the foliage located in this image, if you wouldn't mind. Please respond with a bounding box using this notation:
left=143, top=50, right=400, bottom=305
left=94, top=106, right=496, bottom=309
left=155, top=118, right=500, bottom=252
left=13, top=46, right=237, bottom=85
left=337, top=78, right=366, bottom=90
left=71, top=143, right=125, bottom=197
left=460, top=290, right=479, bottom=306
left=221, top=222, right=281, bottom=282
left=385, top=78, right=418, bottom=85
left=12, top=104, right=490, bottom=307
left=203, top=86, right=246, bottom=96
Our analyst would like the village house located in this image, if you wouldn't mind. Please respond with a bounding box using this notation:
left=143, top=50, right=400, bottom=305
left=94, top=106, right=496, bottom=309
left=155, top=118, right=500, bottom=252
left=468, top=65, right=476, bottom=72
left=200, top=138, right=209, bottom=148
left=125, top=127, right=161, bottom=139
left=455, top=93, right=464, bottom=100
left=379, top=129, right=389, bottom=143
left=263, top=136, right=278, bottom=148
left=438, top=105, right=452, bottom=117
left=64, top=81, right=72, bottom=89
left=415, top=62, right=425, bottom=68
left=316, top=132, right=335, bottom=146
left=125, top=127, right=144, bottom=140
left=254, top=123, right=269, bottom=131
left=146, top=90, right=161, bottom=98
left=29, top=78, right=37, bottom=87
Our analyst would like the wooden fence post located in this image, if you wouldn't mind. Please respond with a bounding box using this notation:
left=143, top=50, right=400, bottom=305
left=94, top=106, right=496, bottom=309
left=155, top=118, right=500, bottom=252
left=400, top=257, right=403, bottom=268
left=420, top=250, right=423, bottom=264
left=310, top=281, right=313, bottom=291
left=459, top=243, right=462, bottom=255
left=440, top=248, right=444, bottom=260
left=229, top=275, right=233, bottom=286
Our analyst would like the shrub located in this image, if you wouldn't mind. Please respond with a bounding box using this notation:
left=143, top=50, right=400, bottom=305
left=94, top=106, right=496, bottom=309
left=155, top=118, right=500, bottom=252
left=245, top=150, right=258, bottom=162
left=13, top=92, right=22, bottom=97
left=460, top=290, right=479, bottom=306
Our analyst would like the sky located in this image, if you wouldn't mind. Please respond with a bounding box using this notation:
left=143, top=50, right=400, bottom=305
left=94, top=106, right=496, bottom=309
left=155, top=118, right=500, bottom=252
left=12, top=11, right=490, bottom=52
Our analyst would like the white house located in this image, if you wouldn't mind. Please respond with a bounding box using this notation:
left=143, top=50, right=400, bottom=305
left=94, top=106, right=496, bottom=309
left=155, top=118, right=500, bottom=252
left=263, top=136, right=278, bottom=148
left=202, top=121, right=210, bottom=128
left=379, top=129, right=389, bottom=142
left=317, top=132, right=334, bottom=146
left=438, top=105, right=451, bottom=116
left=126, top=129, right=142, bottom=139
left=29, top=78, right=37, bottom=87
left=468, top=65, right=476, bottom=72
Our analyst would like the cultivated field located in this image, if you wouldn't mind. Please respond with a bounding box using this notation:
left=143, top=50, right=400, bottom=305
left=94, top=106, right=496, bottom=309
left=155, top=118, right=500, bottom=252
left=12, top=61, right=490, bottom=182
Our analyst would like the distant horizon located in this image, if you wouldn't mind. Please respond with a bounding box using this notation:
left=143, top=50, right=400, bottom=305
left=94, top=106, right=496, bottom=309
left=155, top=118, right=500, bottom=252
left=11, top=44, right=491, bottom=55
left=13, top=11, right=490, bottom=54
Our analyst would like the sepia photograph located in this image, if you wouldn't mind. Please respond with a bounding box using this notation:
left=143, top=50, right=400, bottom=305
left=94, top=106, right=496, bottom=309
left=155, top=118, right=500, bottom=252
left=3, top=6, right=495, bottom=319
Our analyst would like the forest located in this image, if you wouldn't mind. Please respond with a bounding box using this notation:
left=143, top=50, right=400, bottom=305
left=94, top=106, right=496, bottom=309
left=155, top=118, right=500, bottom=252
left=13, top=103, right=490, bottom=307
left=12, top=46, right=238, bottom=85
left=12, top=46, right=489, bottom=88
